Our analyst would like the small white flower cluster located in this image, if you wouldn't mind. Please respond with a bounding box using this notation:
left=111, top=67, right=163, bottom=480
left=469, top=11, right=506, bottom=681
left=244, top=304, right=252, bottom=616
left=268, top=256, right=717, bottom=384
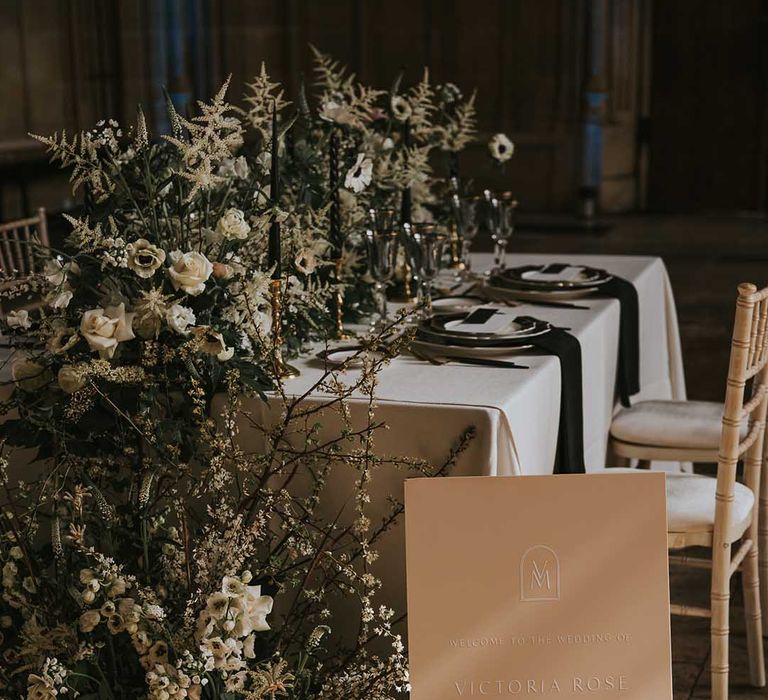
left=195, top=572, right=273, bottom=676
left=26, top=657, right=69, bottom=700
left=146, top=654, right=207, bottom=700
left=2, top=542, right=33, bottom=610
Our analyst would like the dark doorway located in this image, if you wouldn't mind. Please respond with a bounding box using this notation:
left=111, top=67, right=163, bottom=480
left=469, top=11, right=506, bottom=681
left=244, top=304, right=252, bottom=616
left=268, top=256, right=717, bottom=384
left=647, top=0, right=768, bottom=214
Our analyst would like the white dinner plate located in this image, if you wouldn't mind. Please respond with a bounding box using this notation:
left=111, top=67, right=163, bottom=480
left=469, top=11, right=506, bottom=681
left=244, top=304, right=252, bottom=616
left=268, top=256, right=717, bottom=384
left=431, top=296, right=486, bottom=313
left=316, top=346, right=384, bottom=368
left=410, top=338, right=532, bottom=358
left=482, top=284, right=598, bottom=302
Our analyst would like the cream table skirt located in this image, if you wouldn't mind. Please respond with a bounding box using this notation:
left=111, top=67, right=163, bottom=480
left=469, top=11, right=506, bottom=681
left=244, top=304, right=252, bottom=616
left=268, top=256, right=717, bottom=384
left=229, top=253, right=686, bottom=642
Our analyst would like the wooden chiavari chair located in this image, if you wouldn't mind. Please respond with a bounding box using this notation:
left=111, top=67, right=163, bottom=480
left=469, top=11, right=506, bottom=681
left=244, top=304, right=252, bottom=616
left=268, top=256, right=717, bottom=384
left=611, top=282, right=768, bottom=698
left=0, top=207, right=50, bottom=316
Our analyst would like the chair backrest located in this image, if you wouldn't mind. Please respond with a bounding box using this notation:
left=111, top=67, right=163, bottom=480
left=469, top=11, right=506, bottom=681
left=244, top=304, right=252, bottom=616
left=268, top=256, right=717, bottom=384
left=715, top=283, right=768, bottom=547
left=0, top=207, right=50, bottom=281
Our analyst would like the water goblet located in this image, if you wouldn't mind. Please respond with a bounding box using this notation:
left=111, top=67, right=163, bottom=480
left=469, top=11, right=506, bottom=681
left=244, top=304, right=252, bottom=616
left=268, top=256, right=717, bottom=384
left=410, top=223, right=448, bottom=315
left=364, top=209, right=400, bottom=329
left=450, top=194, right=484, bottom=279
left=400, top=222, right=423, bottom=306
left=485, top=190, right=518, bottom=271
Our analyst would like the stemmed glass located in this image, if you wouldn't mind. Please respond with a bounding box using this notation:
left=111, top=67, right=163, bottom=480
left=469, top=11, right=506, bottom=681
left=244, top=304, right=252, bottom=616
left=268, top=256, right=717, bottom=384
left=484, top=189, right=518, bottom=271
left=364, top=208, right=400, bottom=329
left=408, top=223, right=448, bottom=315
left=450, top=194, right=484, bottom=279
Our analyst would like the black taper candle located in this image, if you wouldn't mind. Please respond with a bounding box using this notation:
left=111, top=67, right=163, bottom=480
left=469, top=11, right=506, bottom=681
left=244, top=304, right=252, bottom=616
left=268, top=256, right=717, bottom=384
left=329, top=129, right=343, bottom=259
left=268, top=102, right=281, bottom=279
left=400, top=119, right=412, bottom=225
left=449, top=151, right=460, bottom=180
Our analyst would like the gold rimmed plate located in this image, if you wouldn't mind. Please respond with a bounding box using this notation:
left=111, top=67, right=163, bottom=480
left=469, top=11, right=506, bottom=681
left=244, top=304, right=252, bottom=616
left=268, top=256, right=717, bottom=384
left=316, top=345, right=385, bottom=369
left=416, top=312, right=550, bottom=348
left=411, top=338, right=533, bottom=358
left=493, top=263, right=612, bottom=290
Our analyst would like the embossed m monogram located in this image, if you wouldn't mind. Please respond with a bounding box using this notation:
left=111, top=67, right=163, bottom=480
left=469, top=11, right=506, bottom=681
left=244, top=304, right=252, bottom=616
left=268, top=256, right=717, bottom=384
left=520, top=545, right=560, bottom=602
left=530, top=560, right=552, bottom=591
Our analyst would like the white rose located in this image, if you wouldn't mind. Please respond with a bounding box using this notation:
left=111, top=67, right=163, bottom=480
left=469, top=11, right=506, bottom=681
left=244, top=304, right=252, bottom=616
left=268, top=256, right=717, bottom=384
left=12, top=359, right=52, bottom=392
left=58, top=365, right=87, bottom=394
left=80, top=303, right=136, bottom=359
left=166, top=304, right=195, bottom=335
left=6, top=309, right=31, bottom=330
left=167, top=251, right=213, bottom=296
left=215, top=208, right=251, bottom=241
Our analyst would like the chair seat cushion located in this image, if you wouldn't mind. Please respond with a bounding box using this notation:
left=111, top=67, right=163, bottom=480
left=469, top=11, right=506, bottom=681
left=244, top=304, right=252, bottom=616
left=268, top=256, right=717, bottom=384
left=609, top=469, right=754, bottom=540
left=610, top=400, right=746, bottom=449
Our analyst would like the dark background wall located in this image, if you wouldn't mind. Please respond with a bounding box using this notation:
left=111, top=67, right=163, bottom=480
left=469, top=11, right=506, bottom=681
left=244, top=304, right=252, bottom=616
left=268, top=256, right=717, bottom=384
left=0, top=0, right=766, bottom=220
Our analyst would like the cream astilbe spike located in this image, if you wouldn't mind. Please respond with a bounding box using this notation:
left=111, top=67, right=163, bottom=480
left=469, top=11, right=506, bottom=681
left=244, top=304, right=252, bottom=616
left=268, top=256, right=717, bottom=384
left=62, top=213, right=104, bottom=252
left=312, top=46, right=385, bottom=130
left=242, top=62, right=291, bottom=140
left=162, top=76, right=244, bottom=201
left=310, top=44, right=350, bottom=93
left=135, top=106, right=149, bottom=150
left=434, top=88, right=478, bottom=152
left=408, top=67, right=437, bottom=142
left=31, top=128, right=116, bottom=201
left=163, top=87, right=184, bottom=138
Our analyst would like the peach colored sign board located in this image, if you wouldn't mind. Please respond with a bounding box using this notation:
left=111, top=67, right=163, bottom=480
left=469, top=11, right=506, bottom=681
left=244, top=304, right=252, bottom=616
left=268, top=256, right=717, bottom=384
left=405, top=473, right=672, bottom=699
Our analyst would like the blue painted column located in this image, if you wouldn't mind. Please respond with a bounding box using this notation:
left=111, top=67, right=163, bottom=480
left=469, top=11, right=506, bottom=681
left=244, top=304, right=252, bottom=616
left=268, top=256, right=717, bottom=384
left=580, top=0, right=608, bottom=218
left=150, top=0, right=194, bottom=133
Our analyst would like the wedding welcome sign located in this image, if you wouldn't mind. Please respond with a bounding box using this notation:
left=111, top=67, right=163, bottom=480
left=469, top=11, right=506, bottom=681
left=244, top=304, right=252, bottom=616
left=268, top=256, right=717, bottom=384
left=405, top=473, right=672, bottom=698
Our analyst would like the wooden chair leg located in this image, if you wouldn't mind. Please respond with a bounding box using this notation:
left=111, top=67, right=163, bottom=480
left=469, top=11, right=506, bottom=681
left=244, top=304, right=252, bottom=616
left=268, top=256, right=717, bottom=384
left=711, top=546, right=731, bottom=700
left=741, top=542, right=766, bottom=687
left=637, top=459, right=651, bottom=469
left=759, top=484, right=768, bottom=633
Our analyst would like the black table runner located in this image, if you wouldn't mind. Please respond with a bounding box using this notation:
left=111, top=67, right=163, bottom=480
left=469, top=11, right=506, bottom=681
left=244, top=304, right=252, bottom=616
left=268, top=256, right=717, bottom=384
left=522, top=322, right=585, bottom=474
left=594, top=276, right=640, bottom=407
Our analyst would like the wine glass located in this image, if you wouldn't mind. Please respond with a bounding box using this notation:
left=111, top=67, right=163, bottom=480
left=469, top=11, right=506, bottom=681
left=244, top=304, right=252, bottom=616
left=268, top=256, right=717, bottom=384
left=364, top=208, right=400, bottom=329
left=450, top=194, right=484, bottom=279
left=484, top=189, right=518, bottom=271
left=410, top=223, right=448, bottom=315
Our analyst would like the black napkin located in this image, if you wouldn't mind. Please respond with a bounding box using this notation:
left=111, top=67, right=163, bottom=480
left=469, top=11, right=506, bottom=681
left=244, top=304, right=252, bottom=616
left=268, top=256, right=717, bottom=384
left=524, top=324, right=585, bottom=474
left=594, top=277, right=640, bottom=407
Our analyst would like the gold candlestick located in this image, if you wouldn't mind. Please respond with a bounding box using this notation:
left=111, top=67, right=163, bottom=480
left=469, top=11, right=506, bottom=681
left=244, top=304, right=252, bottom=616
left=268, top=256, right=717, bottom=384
left=333, top=258, right=350, bottom=340
left=270, top=278, right=300, bottom=379
left=448, top=221, right=464, bottom=270
left=390, top=259, right=417, bottom=303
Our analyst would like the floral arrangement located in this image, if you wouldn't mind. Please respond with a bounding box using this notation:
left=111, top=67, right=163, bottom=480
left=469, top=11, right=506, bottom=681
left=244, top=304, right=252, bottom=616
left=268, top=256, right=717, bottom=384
left=1, top=315, right=472, bottom=698
left=0, top=48, right=506, bottom=699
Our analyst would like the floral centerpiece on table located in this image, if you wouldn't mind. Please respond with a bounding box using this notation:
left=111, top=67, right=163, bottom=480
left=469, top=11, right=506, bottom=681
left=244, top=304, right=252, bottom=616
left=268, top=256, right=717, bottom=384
left=0, top=51, right=496, bottom=699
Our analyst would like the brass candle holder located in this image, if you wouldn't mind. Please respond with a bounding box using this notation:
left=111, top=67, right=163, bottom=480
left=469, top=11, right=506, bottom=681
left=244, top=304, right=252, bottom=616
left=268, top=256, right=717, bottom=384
left=448, top=221, right=464, bottom=270
left=270, top=278, right=300, bottom=379
left=333, top=258, right=350, bottom=340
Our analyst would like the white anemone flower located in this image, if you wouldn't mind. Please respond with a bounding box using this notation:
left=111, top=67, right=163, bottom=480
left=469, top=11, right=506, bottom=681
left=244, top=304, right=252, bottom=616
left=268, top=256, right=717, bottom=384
left=344, top=153, right=373, bottom=194
left=488, top=133, right=514, bottom=163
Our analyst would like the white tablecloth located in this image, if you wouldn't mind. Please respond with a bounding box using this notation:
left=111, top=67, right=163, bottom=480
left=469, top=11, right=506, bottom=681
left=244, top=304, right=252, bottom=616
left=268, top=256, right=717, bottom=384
left=240, top=253, right=686, bottom=477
